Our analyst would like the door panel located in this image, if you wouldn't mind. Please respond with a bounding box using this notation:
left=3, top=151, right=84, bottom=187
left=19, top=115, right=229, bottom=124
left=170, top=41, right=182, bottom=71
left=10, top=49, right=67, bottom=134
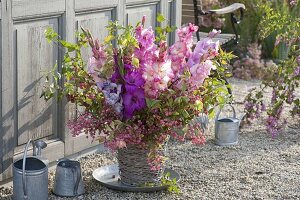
left=126, top=3, right=158, bottom=28
left=12, top=0, right=65, bottom=19
left=75, top=0, right=119, bottom=11
left=76, top=10, right=114, bottom=62
left=15, top=18, right=59, bottom=145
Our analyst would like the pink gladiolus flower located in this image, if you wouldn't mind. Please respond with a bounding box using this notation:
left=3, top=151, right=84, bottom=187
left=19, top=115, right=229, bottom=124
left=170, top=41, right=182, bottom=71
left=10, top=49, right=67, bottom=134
left=189, top=60, right=216, bottom=88
left=169, top=41, right=189, bottom=62
left=169, top=41, right=190, bottom=76
left=157, top=41, right=168, bottom=63
left=169, top=23, right=199, bottom=77
left=134, top=43, right=158, bottom=69
left=135, top=26, right=155, bottom=49
left=88, top=57, right=103, bottom=74
left=142, top=15, right=146, bottom=26
left=88, top=43, right=106, bottom=83
left=176, top=23, right=198, bottom=48
left=143, top=60, right=173, bottom=98
left=92, top=40, right=106, bottom=59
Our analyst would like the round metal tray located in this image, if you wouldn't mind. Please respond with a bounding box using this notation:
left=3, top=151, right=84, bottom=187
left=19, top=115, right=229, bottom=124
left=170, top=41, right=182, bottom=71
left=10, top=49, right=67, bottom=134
left=92, top=164, right=180, bottom=192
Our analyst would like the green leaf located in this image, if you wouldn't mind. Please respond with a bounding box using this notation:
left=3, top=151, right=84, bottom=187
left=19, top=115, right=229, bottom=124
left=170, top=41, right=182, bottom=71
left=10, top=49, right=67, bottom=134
left=104, top=35, right=115, bottom=43
left=146, top=98, right=161, bottom=109
left=182, top=110, right=190, bottom=118
left=216, top=96, right=225, bottom=104
left=177, top=82, right=185, bottom=92
left=132, top=57, right=139, bottom=67
left=215, top=87, right=229, bottom=94
left=166, top=26, right=173, bottom=33
left=157, top=13, right=166, bottom=23
left=208, top=109, right=216, bottom=119
left=156, top=27, right=163, bottom=34
left=44, top=27, right=58, bottom=43
left=195, top=100, right=203, bottom=111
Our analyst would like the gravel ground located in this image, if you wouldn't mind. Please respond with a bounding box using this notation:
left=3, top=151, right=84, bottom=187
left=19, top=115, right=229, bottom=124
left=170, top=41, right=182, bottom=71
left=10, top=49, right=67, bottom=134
left=1, top=78, right=300, bottom=200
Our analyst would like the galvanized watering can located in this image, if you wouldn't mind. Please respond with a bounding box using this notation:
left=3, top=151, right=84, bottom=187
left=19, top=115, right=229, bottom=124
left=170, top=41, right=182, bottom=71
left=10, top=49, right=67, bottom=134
left=13, top=139, right=48, bottom=200
left=215, top=105, right=245, bottom=146
left=53, top=159, right=85, bottom=197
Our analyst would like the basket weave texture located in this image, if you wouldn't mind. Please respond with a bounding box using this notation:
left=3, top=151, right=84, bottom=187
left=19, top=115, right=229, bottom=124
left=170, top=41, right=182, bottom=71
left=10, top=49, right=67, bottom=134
left=117, top=145, right=165, bottom=186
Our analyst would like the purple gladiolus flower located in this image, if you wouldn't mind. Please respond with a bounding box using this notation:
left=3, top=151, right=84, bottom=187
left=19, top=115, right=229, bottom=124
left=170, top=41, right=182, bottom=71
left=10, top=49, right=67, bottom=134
left=187, top=37, right=219, bottom=68
left=111, top=54, right=122, bottom=83
left=123, top=88, right=146, bottom=119
left=124, top=64, right=134, bottom=71
left=124, top=71, right=145, bottom=92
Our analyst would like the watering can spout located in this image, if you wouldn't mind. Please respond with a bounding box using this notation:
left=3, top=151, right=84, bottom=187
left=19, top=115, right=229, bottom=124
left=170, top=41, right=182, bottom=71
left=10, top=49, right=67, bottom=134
left=33, top=140, right=47, bottom=157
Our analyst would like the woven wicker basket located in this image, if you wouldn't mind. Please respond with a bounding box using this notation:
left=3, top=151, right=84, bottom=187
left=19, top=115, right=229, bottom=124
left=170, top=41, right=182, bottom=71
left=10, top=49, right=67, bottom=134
left=117, top=145, right=166, bottom=186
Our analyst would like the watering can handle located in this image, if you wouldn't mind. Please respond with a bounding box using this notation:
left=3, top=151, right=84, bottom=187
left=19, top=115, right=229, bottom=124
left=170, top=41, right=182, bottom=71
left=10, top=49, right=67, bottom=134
left=73, top=164, right=81, bottom=196
left=22, top=139, right=32, bottom=199
left=216, top=104, right=236, bottom=120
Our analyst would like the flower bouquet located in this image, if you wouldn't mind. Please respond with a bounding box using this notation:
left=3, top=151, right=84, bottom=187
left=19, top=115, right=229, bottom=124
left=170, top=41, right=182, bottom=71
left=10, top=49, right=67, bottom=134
left=43, top=15, right=233, bottom=188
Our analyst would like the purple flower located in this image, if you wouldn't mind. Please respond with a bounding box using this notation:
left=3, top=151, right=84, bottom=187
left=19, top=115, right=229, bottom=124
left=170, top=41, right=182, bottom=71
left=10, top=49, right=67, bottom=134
left=97, top=81, right=123, bottom=114
left=290, top=0, right=297, bottom=6
left=261, top=103, right=266, bottom=111
left=124, top=64, right=133, bottom=71
left=271, top=90, right=277, bottom=103
left=244, top=102, right=254, bottom=110
left=111, top=54, right=122, bottom=83
left=287, top=90, right=295, bottom=104
left=123, top=88, right=146, bottom=119
left=187, top=37, right=219, bottom=68
left=266, top=116, right=279, bottom=138
left=295, top=67, right=300, bottom=76
left=297, top=55, right=300, bottom=66
left=255, top=104, right=261, bottom=118
left=124, top=71, right=145, bottom=92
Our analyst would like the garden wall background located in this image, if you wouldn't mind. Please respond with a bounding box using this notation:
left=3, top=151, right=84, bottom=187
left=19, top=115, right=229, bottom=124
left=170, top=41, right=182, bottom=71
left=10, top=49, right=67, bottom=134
left=0, top=0, right=182, bottom=182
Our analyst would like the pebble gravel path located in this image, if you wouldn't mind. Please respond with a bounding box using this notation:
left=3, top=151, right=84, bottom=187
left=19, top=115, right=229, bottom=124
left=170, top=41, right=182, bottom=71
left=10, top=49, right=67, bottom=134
left=1, top=78, right=300, bottom=200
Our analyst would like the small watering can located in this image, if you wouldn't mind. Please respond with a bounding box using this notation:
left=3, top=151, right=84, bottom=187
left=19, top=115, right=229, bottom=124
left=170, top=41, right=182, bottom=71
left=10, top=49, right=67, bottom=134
left=53, top=159, right=85, bottom=197
left=13, top=139, right=48, bottom=200
left=215, top=104, right=245, bottom=146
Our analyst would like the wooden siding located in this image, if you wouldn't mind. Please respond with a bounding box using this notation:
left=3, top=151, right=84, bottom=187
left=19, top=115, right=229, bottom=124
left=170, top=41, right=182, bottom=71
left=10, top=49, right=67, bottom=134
left=0, top=0, right=181, bottom=182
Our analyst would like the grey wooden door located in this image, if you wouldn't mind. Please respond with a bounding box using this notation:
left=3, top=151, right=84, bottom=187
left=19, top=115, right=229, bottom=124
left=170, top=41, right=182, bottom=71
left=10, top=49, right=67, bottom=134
left=0, top=0, right=181, bottom=182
